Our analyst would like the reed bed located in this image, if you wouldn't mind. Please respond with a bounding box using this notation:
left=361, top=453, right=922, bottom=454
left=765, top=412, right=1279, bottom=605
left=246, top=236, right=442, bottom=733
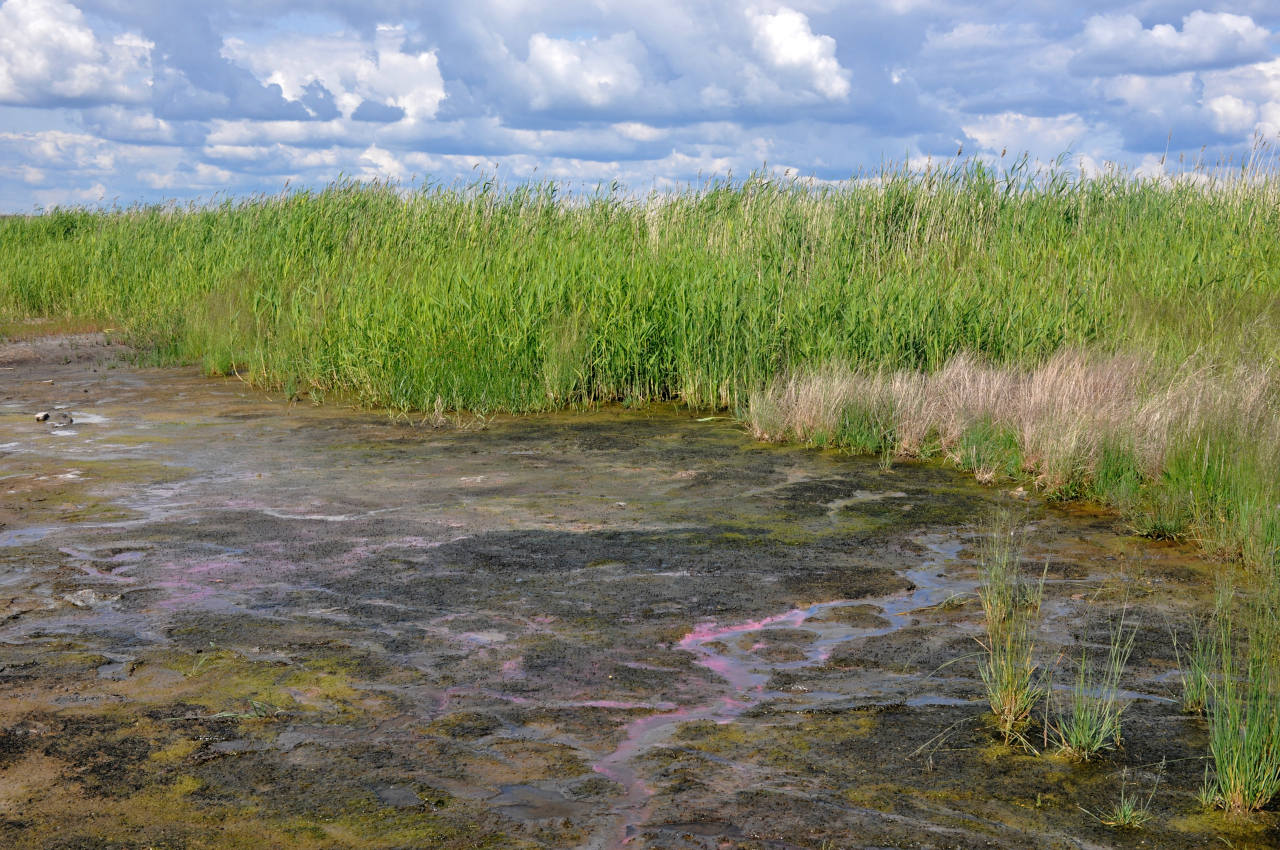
left=3, top=159, right=1278, bottom=411
left=2, top=159, right=1277, bottom=569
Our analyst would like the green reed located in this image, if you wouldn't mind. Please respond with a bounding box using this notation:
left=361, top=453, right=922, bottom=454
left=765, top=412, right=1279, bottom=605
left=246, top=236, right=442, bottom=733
left=3, top=161, right=1278, bottom=415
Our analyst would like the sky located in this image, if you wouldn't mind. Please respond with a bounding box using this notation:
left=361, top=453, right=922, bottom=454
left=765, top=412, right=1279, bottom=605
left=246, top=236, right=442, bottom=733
left=1, top=0, right=1279, bottom=211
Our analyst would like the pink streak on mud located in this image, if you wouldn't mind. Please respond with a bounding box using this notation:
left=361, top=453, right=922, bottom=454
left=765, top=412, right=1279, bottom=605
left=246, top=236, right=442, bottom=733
left=677, top=607, right=809, bottom=648
left=677, top=606, right=813, bottom=692
left=592, top=611, right=820, bottom=846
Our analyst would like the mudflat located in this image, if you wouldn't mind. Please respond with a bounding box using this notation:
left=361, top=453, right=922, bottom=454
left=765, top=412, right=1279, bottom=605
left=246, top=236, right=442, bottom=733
left=0, top=335, right=1270, bottom=849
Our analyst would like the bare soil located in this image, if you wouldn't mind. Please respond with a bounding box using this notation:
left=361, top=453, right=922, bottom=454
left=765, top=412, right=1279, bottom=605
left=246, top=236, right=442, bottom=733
left=0, top=333, right=1273, bottom=849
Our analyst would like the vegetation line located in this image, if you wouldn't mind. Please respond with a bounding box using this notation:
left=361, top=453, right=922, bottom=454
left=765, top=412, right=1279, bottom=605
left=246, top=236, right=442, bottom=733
left=1, top=159, right=1276, bottom=573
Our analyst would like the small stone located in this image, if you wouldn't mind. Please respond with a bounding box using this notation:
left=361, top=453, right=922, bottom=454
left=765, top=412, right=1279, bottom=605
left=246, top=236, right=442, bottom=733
left=96, top=661, right=134, bottom=680
left=62, top=588, right=119, bottom=608
left=34, top=411, right=49, bottom=422
left=374, top=785, right=423, bottom=808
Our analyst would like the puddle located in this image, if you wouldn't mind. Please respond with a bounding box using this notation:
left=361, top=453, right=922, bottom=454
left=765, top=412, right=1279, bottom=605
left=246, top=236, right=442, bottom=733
left=0, top=524, right=58, bottom=547
left=0, top=335, right=1268, bottom=850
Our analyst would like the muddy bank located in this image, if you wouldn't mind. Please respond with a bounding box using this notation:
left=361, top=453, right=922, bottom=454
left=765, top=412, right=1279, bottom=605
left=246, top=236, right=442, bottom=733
left=0, top=334, right=1272, bottom=849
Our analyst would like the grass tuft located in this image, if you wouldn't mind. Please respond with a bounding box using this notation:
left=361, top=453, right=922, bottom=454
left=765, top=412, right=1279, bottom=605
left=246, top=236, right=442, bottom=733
left=1202, top=583, right=1280, bottom=813
left=1177, top=609, right=1220, bottom=717
left=1049, top=617, right=1135, bottom=761
left=975, top=509, right=1046, bottom=747
left=1082, top=764, right=1161, bottom=829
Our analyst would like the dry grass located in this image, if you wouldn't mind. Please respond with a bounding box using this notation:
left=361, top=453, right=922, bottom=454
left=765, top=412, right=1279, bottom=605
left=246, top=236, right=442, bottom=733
left=748, top=350, right=1280, bottom=568
left=748, top=350, right=1278, bottom=483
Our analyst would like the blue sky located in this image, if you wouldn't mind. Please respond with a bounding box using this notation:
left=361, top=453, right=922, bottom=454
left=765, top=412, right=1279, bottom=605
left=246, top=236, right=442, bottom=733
left=1, top=0, right=1278, bottom=211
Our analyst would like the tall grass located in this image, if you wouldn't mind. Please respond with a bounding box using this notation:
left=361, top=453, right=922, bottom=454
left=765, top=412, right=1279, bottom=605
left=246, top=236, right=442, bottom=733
left=1178, top=616, right=1217, bottom=717
left=3, top=159, right=1278, bottom=413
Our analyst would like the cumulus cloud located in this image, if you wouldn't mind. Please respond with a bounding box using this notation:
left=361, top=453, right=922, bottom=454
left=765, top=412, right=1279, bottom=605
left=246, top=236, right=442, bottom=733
left=612, top=121, right=666, bottom=142
left=518, top=31, right=648, bottom=110
left=32, top=181, right=108, bottom=208
left=0, top=0, right=153, bottom=105
left=139, top=162, right=233, bottom=190
left=1203, top=58, right=1280, bottom=141
left=81, top=105, right=177, bottom=143
left=3, top=129, right=118, bottom=171
left=1089, top=59, right=1280, bottom=152
left=1, top=1, right=1279, bottom=211
left=747, top=6, right=851, bottom=100
left=204, top=118, right=358, bottom=149
left=358, top=144, right=409, bottom=180
left=1072, top=11, right=1272, bottom=76
left=962, top=112, right=1099, bottom=162
left=221, top=24, right=446, bottom=122
left=1204, top=94, right=1258, bottom=135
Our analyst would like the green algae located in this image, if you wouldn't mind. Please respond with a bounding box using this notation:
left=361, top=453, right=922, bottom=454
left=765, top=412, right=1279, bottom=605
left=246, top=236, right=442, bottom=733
left=147, top=648, right=382, bottom=721
left=426, top=711, right=503, bottom=740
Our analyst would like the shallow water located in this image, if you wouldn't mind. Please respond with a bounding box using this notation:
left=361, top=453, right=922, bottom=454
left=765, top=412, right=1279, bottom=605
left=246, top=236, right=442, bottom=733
left=0, top=335, right=1272, bottom=849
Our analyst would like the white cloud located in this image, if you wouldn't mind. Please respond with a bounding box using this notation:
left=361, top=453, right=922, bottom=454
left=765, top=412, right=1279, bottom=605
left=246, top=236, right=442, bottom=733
left=1259, top=101, right=1280, bottom=140
left=206, top=118, right=353, bottom=147
left=2, top=129, right=117, bottom=170
left=0, top=0, right=153, bottom=105
left=201, top=140, right=346, bottom=174
left=32, top=180, right=107, bottom=207
left=521, top=31, right=647, bottom=109
left=612, top=121, right=666, bottom=142
left=82, top=105, right=175, bottom=143
left=878, top=0, right=938, bottom=13
left=139, top=162, right=233, bottom=189
left=1205, top=94, right=1258, bottom=136
left=1202, top=59, right=1280, bottom=142
left=1074, top=11, right=1272, bottom=76
left=962, top=112, right=1096, bottom=161
left=202, top=143, right=270, bottom=163
left=1098, top=71, right=1198, bottom=111
left=221, top=24, right=445, bottom=122
left=1204, top=58, right=1280, bottom=104
left=747, top=6, right=851, bottom=100
left=359, top=144, right=408, bottom=180
left=925, top=22, right=1044, bottom=52
left=1098, top=66, right=1280, bottom=147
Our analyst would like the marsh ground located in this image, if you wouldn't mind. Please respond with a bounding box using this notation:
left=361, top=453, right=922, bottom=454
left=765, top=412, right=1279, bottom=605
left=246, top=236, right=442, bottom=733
left=0, top=335, right=1273, bottom=849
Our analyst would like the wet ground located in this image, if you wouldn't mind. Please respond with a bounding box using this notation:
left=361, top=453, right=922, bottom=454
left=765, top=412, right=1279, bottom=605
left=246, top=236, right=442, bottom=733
left=1, top=333, right=1275, bottom=849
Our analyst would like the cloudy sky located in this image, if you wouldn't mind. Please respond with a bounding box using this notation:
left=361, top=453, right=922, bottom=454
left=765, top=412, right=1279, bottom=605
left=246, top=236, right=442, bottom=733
left=2, top=0, right=1279, bottom=210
